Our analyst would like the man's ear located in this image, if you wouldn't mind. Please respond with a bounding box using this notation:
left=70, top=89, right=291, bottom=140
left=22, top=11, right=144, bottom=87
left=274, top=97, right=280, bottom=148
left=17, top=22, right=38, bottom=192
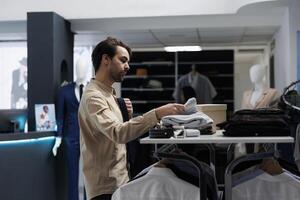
left=102, top=54, right=111, bottom=66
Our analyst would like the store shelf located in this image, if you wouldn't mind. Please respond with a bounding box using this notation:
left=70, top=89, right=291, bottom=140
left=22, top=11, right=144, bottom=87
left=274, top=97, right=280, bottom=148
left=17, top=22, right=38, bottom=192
left=122, top=50, right=234, bottom=115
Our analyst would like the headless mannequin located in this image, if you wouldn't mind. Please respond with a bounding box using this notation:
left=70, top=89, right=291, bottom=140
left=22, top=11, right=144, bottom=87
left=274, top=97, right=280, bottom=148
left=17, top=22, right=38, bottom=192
left=191, top=64, right=197, bottom=75
left=53, top=58, right=88, bottom=200
left=75, top=59, right=88, bottom=101
left=249, top=64, right=266, bottom=106
left=188, top=64, right=198, bottom=84
left=52, top=58, right=88, bottom=154
left=237, top=64, right=278, bottom=158
left=242, top=64, right=278, bottom=109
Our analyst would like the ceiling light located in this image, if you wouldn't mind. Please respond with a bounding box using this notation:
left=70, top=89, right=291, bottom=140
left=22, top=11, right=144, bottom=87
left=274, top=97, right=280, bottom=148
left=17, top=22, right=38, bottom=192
left=164, top=46, right=202, bottom=52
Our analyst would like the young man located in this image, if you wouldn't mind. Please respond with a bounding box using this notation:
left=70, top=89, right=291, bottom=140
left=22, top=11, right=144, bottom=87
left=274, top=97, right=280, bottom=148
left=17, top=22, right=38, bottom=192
left=78, top=37, right=185, bottom=200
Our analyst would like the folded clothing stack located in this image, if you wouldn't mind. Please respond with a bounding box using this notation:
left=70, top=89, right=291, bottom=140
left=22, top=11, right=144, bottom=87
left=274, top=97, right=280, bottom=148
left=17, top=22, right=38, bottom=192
left=149, top=98, right=214, bottom=138
left=161, top=112, right=213, bottom=129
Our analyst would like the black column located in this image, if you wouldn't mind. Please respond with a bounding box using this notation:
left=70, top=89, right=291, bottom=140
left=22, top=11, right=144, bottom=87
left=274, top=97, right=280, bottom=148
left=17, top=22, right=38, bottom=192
left=27, top=12, right=74, bottom=132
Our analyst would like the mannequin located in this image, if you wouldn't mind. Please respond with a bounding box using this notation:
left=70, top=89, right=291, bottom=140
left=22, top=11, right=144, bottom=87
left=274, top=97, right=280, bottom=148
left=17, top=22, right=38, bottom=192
left=53, top=58, right=88, bottom=200
left=236, top=64, right=278, bottom=158
left=241, top=64, right=278, bottom=109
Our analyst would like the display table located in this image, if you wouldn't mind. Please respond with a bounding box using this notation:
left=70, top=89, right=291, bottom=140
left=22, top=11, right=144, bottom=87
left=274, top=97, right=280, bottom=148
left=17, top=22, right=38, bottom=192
left=140, top=130, right=294, bottom=144
left=140, top=130, right=294, bottom=200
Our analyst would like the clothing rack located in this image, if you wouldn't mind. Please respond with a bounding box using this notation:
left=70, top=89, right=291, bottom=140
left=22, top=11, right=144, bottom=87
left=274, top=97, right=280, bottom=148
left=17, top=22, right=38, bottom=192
left=224, top=151, right=275, bottom=200
left=153, top=144, right=207, bottom=200
left=140, top=131, right=294, bottom=200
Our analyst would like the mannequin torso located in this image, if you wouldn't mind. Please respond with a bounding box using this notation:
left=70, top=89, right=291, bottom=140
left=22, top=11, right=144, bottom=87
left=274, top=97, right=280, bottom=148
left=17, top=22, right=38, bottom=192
left=250, top=89, right=263, bottom=107
left=74, top=59, right=88, bottom=101
left=238, top=64, right=278, bottom=159
left=242, top=64, right=278, bottom=109
left=53, top=58, right=89, bottom=200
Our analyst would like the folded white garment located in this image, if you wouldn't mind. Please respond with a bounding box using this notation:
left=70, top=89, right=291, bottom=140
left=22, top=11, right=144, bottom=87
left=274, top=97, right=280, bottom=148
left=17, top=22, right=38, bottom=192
left=184, top=97, right=198, bottom=114
left=161, top=112, right=213, bottom=129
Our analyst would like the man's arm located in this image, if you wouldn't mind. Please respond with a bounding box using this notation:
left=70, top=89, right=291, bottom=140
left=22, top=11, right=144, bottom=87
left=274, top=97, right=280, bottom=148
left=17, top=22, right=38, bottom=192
left=84, top=95, right=184, bottom=144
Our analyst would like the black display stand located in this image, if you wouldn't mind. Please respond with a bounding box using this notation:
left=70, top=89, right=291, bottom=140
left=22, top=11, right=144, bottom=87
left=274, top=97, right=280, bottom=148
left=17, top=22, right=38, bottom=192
left=26, top=12, right=73, bottom=200
left=27, top=12, right=74, bottom=132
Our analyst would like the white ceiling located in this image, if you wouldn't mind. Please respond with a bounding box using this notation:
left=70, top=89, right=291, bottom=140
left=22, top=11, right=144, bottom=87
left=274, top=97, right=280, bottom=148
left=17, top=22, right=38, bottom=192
left=72, top=1, right=287, bottom=49
left=0, top=0, right=289, bottom=49
left=74, top=26, right=279, bottom=48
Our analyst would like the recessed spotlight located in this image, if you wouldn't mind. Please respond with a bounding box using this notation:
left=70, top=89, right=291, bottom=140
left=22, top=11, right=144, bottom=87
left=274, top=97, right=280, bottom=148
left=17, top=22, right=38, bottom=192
left=164, top=46, right=202, bottom=52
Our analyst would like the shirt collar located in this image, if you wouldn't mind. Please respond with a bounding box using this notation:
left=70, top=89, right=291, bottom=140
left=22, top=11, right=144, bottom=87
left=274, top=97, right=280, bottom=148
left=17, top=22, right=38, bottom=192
left=257, top=172, right=296, bottom=182
left=146, top=167, right=177, bottom=178
left=91, top=78, right=116, bottom=95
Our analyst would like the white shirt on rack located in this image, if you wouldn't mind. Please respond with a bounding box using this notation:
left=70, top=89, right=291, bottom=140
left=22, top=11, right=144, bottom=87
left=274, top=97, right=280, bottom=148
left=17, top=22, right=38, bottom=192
left=112, top=167, right=200, bottom=200
left=232, top=171, right=300, bottom=200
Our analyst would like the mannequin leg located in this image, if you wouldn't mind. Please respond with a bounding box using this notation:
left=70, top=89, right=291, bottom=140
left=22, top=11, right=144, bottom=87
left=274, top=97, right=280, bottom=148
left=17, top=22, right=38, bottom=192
left=65, top=139, right=80, bottom=200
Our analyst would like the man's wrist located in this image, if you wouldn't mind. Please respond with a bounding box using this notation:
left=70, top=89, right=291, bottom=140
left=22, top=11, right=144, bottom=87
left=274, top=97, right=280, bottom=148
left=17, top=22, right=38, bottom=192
left=155, top=108, right=161, bottom=120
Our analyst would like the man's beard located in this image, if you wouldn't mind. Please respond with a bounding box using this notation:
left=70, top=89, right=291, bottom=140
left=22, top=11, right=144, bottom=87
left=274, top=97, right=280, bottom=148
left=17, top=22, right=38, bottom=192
left=111, top=72, right=125, bottom=82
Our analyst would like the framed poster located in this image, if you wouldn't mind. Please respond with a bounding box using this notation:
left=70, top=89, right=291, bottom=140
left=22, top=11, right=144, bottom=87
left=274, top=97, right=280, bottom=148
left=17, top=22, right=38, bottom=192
left=35, top=104, right=56, bottom=131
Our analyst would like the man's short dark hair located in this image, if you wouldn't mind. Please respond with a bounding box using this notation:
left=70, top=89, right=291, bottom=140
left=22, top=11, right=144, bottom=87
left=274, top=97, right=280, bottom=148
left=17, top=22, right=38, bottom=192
left=91, top=37, right=132, bottom=73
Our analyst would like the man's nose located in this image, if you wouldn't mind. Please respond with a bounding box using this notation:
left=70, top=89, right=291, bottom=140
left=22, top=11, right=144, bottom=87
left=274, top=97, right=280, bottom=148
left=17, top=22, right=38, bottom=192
left=125, top=63, right=130, bottom=71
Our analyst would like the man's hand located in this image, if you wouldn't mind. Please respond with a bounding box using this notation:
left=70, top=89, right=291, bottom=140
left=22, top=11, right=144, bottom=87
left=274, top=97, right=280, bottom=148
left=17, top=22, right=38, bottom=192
left=124, top=98, right=133, bottom=119
left=155, top=103, right=185, bottom=120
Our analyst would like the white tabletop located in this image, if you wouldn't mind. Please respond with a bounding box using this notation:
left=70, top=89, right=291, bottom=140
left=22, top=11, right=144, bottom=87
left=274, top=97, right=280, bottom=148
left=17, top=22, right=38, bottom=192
left=140, top=130, right=294, bottom=144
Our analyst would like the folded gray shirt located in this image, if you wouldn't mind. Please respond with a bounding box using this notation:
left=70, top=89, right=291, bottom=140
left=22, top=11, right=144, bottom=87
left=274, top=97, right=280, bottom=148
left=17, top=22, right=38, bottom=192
left=161, top=112, right=213, bottom=129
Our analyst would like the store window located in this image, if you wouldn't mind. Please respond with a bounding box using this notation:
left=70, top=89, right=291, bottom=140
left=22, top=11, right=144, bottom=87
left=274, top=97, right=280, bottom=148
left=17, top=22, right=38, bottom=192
left=0, top=43, right=27, bottom=109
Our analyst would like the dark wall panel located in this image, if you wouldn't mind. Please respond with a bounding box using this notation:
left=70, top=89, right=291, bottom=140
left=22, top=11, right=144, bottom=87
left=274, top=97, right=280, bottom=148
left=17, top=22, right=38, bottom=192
left=27, top=12, right=73, bottom=200
left=27, top=12, right=74, bottom=132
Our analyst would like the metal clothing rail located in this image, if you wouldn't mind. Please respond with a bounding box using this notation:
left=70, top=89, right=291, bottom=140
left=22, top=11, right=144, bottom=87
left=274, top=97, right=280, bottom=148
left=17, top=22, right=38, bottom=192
left=140, top=132, right=294, bottom=200
left=224, top=152, right=275, bottom=200
left=153, top=143, right=216, bottom=170
left=154, top=147, right=207, bottom=200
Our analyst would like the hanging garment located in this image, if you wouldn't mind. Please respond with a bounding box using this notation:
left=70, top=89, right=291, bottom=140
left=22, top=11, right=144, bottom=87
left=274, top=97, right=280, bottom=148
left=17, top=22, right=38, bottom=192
left=232, top=171, right=300, bottom=200
left=294, top=124, right=300, bottom=171
left=277, top=83, right=300, bottom=165
left=131, top=160, right=219, bottom=200
left=233, top=165, right=300, bottom=187
left=112, top=167, right=200, bottom=200
left=166, top=161, right=219, bottom=200
left=233, top=166, right=263, bottom=187
left=173, top=72, right=217, bottom=104
left=241, top=88, right=278, bottom=109
left=56, top=82, right=82, bottom=200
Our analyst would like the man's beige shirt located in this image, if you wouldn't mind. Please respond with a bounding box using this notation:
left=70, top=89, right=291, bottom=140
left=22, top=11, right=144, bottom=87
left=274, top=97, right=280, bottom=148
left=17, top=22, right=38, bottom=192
left=78, top=79, right=158, bottom=199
